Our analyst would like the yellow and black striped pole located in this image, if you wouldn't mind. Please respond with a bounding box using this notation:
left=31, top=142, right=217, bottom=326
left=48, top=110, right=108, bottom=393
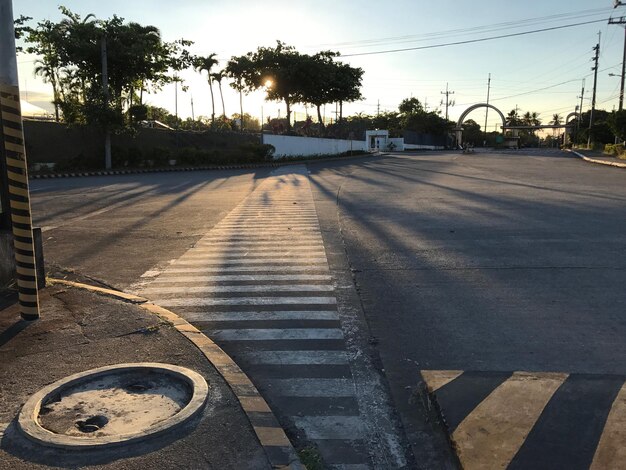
left=1, top=0, right=40, bottom=320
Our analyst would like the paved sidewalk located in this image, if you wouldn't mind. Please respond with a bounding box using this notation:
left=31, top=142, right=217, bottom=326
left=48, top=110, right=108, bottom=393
left=0, top=282, right=271, bottom=469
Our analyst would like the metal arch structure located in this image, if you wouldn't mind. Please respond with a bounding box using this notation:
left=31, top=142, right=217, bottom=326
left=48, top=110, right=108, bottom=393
left=564, top=112, right=580, bottom=144
left=454, top=103, right=507, bottom=146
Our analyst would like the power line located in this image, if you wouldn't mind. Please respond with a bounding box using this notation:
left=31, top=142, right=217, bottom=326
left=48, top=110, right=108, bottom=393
left=311, top=7, right=610, bottom=49
left=340, top=18, right=610, bottom=57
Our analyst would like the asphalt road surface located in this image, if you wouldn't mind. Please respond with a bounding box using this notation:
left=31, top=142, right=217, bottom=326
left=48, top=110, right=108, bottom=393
left=29, top=149, right=626, bottom=469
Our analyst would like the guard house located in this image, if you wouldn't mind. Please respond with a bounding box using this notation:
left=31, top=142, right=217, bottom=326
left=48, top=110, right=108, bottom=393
left=365, top=130, right=389, bottom=151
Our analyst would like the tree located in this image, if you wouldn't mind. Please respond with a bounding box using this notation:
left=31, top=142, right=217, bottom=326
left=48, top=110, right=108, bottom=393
left=194, top=54, right=218, bottom=125
left=225, top=56, right=253, bottom=130
left=506, top=109, right=521, bottom=126
left=550, top=113, right=562, bottom=142
left=607, top=109, right=626, bottom=142
left=462, top=119, right=482, bottom=145
left=550, top=114, right=562, bottom=126
left=23, top=7, right=193, bottom=128
left=328, top=62, right=363, bottom=122
left=13, top=15, right=32, bottom=53
left=211, top=70, right=226, bottom=117
left=232, top=41, right=309, bottom=132
left=298, top=52, right=363, bottom=127
left=399, top=97, right=424, bottom=115
left=299, top=51, right=338, bottom=128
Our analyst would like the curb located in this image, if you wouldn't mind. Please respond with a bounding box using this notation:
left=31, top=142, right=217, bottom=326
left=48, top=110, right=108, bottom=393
left=47, top=279, right=304, bottom=470
left=30, top=152, right=380, bottom=180
left=567, top=149, right=626, bottom=168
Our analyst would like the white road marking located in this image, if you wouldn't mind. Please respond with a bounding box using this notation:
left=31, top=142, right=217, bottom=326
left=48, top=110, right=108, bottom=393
left=142, top=284, right=334, bottom=294
left=177, top=251, right=325, bottom=259
left=153, top=296, right=337, bottom=307
left=242, top=350, right=349, bottom=365
left=181, top=248, right=325, bottom=255
left=195, top=239, right=324, bottom=245
left=149, top=274, right=332, bottom=282
left=268, top=378, right=356, bottom=397
left=208, top=328, right=344, bottom=341
left=162, top=266, right=330, bottom=273
left=183, top=310, right=338, bottom=321
left=172, top=258, right=328, bottom=265
left=292, top=416, right=367, bottom=440
left=140, top=270, right=162, bottom=278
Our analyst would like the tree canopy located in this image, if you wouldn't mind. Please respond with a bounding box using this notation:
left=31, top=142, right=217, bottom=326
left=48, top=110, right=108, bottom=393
left=228, top=41, right=363, bottom=131
left=20, top=6, right=193, bottom=127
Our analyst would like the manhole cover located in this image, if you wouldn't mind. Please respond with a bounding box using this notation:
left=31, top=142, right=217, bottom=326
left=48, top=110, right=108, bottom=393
left=18, top=363, right=208, bottom=449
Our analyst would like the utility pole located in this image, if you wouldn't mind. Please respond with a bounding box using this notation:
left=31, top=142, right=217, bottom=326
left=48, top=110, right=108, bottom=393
left=191, top=95, right=195, bottom=121
left=101, top=35, right=111, bottom=169
left=174, top=77, right=178, bottom=126
left=484, top=73, right=491, bottom=145
left=0, top=0, right=40, bottom=319
left=588, top=32, right=601, bottom=148
left=376, top=100, right=380, bottom=117
left=608, top=15, right=626, bottom=111
left=440, top=82, right=455, bottom=121
left=577, top=78, right=585, bottom=134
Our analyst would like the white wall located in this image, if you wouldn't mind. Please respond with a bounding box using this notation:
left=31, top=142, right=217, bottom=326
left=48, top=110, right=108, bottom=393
left=264, top=134, right=367, bottom=157
left=404, top=143, right=445, bottom=150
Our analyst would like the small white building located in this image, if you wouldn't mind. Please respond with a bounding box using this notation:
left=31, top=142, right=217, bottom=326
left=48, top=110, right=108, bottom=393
left=365, top=130, right=388, bottom=151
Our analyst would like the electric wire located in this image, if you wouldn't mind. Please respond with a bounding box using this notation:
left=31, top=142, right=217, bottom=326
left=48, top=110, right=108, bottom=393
left=340, top=18, right=611, bottom=57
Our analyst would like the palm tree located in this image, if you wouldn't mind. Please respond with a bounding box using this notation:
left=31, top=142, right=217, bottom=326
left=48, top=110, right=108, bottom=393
left=226, top=56, right=250, bottom=131
left=530, top=111, right=541, bottom=127
left=550, top=113, right=562, bottom=146
left=194, top=54, right=218, bottom=125
left=506, top=109, right=520, bottom=126
left=211, top=70, right=226, bottom=117
left=33, top=59, right=61, bottom=122
left=550, top=113, right=562, bottom=126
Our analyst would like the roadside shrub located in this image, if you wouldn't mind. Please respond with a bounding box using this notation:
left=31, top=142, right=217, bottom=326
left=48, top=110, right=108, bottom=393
left=151, top=147, right=172, bottom=167
left=604, top=143, right=624, bottom=156
left=126, top=147, right=144, bottom=167
left=111, top=146, right=127, bottom=167
left=238, top=142, right=275, bottom=161
left=54, top=153, right=101, bottom=171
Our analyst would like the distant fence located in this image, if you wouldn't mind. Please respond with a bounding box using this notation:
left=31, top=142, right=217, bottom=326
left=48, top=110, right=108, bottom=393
left=402, top=130, right=447, bottom=147
left=264, top=134, right=367, bottom=157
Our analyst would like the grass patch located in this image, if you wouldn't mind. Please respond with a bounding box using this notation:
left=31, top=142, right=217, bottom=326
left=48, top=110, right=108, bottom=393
left=298, top=447, right=324, bottom=470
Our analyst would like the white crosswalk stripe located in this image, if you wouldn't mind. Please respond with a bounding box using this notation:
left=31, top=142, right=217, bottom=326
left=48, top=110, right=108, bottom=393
left=136, top=165, right=373, bottom=468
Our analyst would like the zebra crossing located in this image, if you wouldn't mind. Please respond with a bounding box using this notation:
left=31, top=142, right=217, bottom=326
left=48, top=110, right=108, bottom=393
left=422, top=370, right=626, bottom=470
left=136, top=166, right=375, bottom=468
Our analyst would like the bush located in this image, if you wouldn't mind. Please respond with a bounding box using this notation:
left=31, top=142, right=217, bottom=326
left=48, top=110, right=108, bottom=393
left=238, top=142, right=275, bottom=161
left=604, top=143, right=625, bottom=156
left=126, top=147, right=144, bottom=167
left=54, top=153, right=101, bottom=171
left=151, top=147, right=172, bottom=167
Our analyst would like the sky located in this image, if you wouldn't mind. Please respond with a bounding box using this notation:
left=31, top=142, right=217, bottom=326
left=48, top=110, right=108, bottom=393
left=12, top=0, right=626, bottom=131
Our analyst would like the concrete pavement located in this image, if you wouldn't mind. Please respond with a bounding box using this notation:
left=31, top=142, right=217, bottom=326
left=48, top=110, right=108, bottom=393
left=0, top=278, right=272, bottom=469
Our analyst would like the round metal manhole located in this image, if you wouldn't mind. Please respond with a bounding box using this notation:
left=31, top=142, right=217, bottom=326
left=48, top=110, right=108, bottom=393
left=18, top=363, right=209, bottom=449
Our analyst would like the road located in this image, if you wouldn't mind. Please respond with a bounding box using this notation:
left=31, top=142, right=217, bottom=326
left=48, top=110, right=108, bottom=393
left=29, top=149, right=626, bottom=469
